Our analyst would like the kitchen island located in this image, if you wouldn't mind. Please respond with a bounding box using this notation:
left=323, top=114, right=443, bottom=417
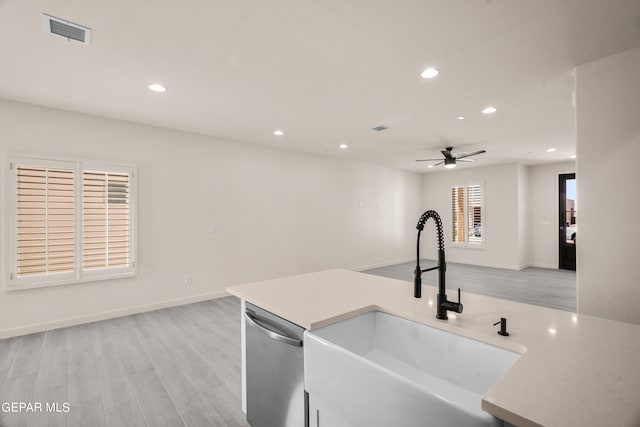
left=227, top=269, right=640, bottom=427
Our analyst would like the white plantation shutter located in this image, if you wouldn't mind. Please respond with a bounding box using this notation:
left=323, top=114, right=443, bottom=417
left=83, top=171, right=131, bottom=270
left=451, top=187, right=465, bottom=243
left=8, top=156, right=136, bottom=290
left=450, top=183, right=484, bottom=246
left=467, top=185, right=482, bottom=245
left=16, top=166, right=75, bottom=276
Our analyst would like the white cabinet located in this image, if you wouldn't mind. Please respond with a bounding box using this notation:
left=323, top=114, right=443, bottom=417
left=308, top=394, right=352, bottom=427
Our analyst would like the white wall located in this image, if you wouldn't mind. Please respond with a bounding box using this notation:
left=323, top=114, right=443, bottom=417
left=527, top=161, right=576, bottom=268
left=0, top=100, right=423, bottom=337
left=576, top=47, right=640, bottom=324
left=422, top=163, right=526, bottom=270
left=516, top=164, right=529, bottom=268
left=421, top=161, right=578, bottom=270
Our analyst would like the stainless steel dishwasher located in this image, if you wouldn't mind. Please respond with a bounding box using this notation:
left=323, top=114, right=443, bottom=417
left=245, top=302, right=307, bottom=427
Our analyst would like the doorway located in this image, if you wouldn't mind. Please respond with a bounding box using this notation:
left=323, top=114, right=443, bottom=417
left=559, top=173, right=576, bottom=270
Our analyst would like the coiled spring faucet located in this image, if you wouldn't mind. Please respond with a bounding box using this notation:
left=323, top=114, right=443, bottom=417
left=414, top=210, right=463, bottom=320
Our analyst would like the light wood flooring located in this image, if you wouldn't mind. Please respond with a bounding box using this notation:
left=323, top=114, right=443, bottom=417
left=363, top=260, right=577, bottom=312
left=0, top=297, right=249, bottom=427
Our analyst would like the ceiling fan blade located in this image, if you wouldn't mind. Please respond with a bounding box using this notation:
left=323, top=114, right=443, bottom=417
left=455, top=150, right=486, bottom=160
left=415, top=158, right=444, bottom=162
left=431, top=161, right=444, bottom=167
left=457, top=158, right=475, bottom=162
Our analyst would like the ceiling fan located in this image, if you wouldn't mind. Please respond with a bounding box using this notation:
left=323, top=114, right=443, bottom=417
left=416, top=147, right=486, bottom=169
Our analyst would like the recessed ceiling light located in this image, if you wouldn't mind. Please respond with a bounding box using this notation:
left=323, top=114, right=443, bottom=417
left=420, top=68, right=439, bottom=79
left=148, top=83, right=166, bottom=93
left=481, top=106, right=497, bottom=114
left=570, top=155, right=576, bottom=159
left=456, top=116, right=465, bottom=120
left=339, top=144, right=348, bottom=149
left=427, top=165, right=434, bottom=168
left=547, top=148, right=557, bottom=153
left=273, top=130, right=284, bottom=136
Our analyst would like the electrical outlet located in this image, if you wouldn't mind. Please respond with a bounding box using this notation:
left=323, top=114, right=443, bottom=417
left=185, top=275, right=192, bottom=285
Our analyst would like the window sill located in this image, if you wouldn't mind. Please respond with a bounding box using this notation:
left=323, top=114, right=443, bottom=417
left=4, top=269, right=137, bottom=292
left=450, top=242, right=485, bottom=250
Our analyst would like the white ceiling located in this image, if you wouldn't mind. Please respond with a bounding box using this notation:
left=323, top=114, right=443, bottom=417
left=1, top=0, right=639, bottom=172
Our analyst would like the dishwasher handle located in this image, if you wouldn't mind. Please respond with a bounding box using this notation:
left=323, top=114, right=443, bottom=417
left=245, top=312, right=303, bottom=347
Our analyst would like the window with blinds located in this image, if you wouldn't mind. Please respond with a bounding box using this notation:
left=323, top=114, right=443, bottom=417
left=467, top=185, right=483, bottom=244
left=7, top=156, right=136, bottom=290
left=450, top=184, right=484, bottom=246
left=83, top=171, right=131, bottom=270
left=451, top=187, right=465, bottom=243
left=16, top=166, right=75, bottom=276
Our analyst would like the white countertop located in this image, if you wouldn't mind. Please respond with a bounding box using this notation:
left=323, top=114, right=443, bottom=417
left=227, top=269, right=640, bottom=427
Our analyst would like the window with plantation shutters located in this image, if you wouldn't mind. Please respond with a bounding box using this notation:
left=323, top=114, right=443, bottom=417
left=467, top=185, right=482, bottom=244
left=7, top=156, right=136, bottom=290
left=451, top=187, right=465, bottom=243
left=83, top=171, right=131, bottom=270
left=16, top=166, right=75, bottom=277
left=450, top=183, right=484, bottom=246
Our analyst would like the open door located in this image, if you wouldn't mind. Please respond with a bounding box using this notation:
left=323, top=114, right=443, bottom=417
left=559, top=173, right=576, bottom=270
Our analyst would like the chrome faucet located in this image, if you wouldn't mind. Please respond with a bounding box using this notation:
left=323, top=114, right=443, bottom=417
left=414, top=210, right=463, bottom=320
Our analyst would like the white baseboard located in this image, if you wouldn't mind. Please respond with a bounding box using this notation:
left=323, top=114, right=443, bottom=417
left=473, top=262, right=522, bottom=271
left=0, top=290, right=230, bottom=339
left=353, top=257, right=415, bottom=272
left=529, top=263, right=558, bottom=269
left=418, top=258, right=526, bottom=271
left=354, top=257, right=557, bottom=272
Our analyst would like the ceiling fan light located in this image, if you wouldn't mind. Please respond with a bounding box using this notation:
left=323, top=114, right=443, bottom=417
left=444, top=157, right=457, bottom=168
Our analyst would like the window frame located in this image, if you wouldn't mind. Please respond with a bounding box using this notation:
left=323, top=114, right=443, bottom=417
left=5, top=155, right=137, bottom=291
left=450, top=182, right=485, bottom=249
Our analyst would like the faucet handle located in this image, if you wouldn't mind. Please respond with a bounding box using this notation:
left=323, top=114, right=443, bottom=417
left=446, top=288, right=463, bottom=314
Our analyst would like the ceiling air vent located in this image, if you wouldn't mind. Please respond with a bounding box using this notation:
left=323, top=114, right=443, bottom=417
left=42, top=13, right=92, bottom=45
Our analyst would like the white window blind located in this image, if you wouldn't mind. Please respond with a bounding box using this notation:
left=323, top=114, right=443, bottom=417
left=451, top=186, right=465, bottom=243
left=83, top=171, right=131, bottom=270
left=467, top=185, right=483, bottom=244
left=450, top=184, right=484, bottom=246
left=7, top=156, right=136, bottom=290
left=16, top=166, right=75, bottom=276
